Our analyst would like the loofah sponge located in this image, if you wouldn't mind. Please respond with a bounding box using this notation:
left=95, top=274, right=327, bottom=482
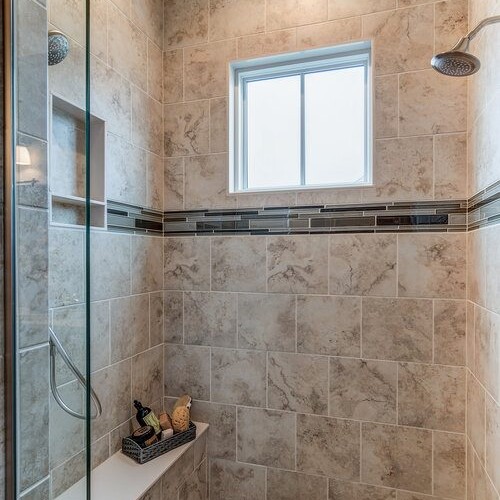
left=171, top=395, right=192, bottom=433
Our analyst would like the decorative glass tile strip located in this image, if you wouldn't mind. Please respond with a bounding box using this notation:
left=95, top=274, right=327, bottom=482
left=107, top=186, right=499, bottom=236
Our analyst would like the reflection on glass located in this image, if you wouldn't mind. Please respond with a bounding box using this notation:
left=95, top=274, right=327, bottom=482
left=246, top=75, right=301, bottom=189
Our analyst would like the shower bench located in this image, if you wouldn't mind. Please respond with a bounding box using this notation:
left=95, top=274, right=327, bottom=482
left=55, top=422, right=209, bottom=500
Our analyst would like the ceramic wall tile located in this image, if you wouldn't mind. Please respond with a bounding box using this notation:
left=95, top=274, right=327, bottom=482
left=184, top=154, right=237, bottom=209
left=328, top=0, right=395, bottom=19
left=297, top=295, right=361, bottom=356
left=150, top=292, right=164, bottom=347
left=237, top=407, right=295, bottom=469
left=434, top=133, right=468, bottom=200
left=211, top=236, right=266, bottom=292
left=474, top=305, right=500, bottom=401
left=131, top=0, right=163, bottom=47
left=18, top=209, right=49, bottom=347
left=110, top=294, right=150, bottom=363
left=362, top=5, right=434, bottom=75
left=132, top=87, right=163, bottom=156
left=398, top=233, right=466, bottom=299
left=434, top=0, right=468, bottom=54
left=266, top=0, right=328, bottom=30
left=467, top=372, right=486, bottom=463
left=367, top=137, right=433, bottom=201
left=178, top=459, right=208, bottom=500
left=297, top=414, right=360, bottom=480
left=433, top=431, right=466, bottom=499
left=209, top=98, right=228, bottom=153
left=164, top=101, right=209, bottom=157
left=328, top=479, right=396, bottom=500
left=209, top=459, right=265, bottom=500
left=211, top=348, right=266, bottom=406
left=106, top=133, right=147, bottom=206
left=147, top=41, right=163, bottom=103
left=237, top=30, right=297, bottom=59
left=398, top=363, right=466, bottom=432
left=19, top=346, right=49, bottom=491
left=146, top=152, right=164, bottom=211
left=296, top=18, right=361, bottom=49
left=164, top=0, right=208, bottom=49
left=433, top=299, right=466, bottom=366
left=131, top=345, right=163, bottom=406
left=237, top=293, right=295, bottom=352
left=163, top=291, right=183, bottom=343
left=163, top=50, right=183, bottom=104
left=131, top=236, right=163, bottom=294
left=329, top=234, right=397, bottom=297
left=184, top=292, right=237, bottom=347
left=361, top=423, right=432, bottom=493
left=485, top=394, right=500, bottom=494
left=268, top=351, right=328, bottom=414
left=329, top=358, right=397, bottom=424
left=164, top=237, right=211, bottom=291
left=164, top=157, right=184, bottom=210
left=91, top=56, right=131, bottom=140
left=267, top=235, right=328, bottom=294
left=164, top=344, right=211, bottom=400
left=190, top=401, right=236, bottom=460
left=108, top=3, right=148, bottom=90
left=184, top=41, right=237, bottom=100
left=49, top=381, right=84, bottom=468
left=18, top=0, right=48, bottom=140
left=362, top=298, right=433, bottom=362
left=374, top=75, right=398, bottom=139
left=209, top=0, right=265, bottom=41
left=91, top=359, right=132, bottom=440
left=399, top=70, right=467, bottom=136
left=90, top=231, right=131, bottom=301
left=267, top=469, right=328, bottom=500
left=161, top=447, right=195, bottom=498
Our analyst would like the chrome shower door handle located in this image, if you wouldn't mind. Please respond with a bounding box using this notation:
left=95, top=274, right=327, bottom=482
left=49, top=327, right=102, bottom=420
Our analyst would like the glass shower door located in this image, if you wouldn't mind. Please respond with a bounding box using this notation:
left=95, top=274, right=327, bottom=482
left=5, top=0, right=93, bottom=497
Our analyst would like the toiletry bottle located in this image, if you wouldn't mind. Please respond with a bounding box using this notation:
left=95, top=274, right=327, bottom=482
left=134, top=400, right=162, bottom=435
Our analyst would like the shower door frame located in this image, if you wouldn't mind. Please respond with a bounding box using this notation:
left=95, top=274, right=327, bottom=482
left=2, top=0, right=93, bottom=497
left=3, top=0, right=18, bottom=497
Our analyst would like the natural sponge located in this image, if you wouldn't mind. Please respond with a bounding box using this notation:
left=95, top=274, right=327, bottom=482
left=171, top=395, right=192, bottom=433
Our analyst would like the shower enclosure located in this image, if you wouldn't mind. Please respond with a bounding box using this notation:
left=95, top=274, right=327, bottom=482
left=5, top=0, right=94, bottom=497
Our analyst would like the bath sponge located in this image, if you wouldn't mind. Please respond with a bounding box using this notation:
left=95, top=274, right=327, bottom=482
left=171, top=395, right=192, bottom=433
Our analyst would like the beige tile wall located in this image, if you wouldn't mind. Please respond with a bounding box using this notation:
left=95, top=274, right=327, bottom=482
left=467, top=1, right=500, bottom=498
left=163, top=232, right=468, bottom=499
left=163, top=0, right=469, bottom=210
left=46, top=0, right=165, bottom=496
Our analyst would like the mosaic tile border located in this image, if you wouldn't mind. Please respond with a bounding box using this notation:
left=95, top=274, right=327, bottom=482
left=468, top=179, right=500, bottom=231
left=107, top=183, right=500, bottom=236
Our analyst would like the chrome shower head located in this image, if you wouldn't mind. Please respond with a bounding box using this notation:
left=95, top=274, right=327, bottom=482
left=431, top=51, right=480, bottom=77
left=48, top=30, right=69, bottom=66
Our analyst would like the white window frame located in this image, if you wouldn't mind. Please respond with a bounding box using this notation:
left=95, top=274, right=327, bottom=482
left=229, top=40, right=373, bottom=193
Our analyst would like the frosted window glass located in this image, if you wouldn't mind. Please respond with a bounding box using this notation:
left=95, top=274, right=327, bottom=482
left=305, top=66, right=366, bottom=185
left=246, top=75, right=301, bottom=189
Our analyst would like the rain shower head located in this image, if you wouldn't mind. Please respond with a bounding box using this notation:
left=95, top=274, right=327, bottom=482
left=431, top=15, right=500, bottom=77
left=431, top=51, right=480, bottom=77
left=48, top=30, right=69, bottom=66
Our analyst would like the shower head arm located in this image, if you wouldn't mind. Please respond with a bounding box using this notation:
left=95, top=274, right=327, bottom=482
left=451, top=15, right=500, bottom=52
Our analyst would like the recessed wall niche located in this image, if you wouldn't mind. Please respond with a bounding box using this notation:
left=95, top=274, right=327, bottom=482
left=49, top=94, right=106, bottom=228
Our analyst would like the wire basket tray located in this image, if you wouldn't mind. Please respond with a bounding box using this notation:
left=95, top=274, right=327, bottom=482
left=122, top=422, right=197, bottom=464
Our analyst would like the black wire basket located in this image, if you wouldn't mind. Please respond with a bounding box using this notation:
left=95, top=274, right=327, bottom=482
left=121, top=422, right=197, bottom=464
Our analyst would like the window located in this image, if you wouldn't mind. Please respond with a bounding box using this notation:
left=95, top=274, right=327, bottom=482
left=229, top=41, right=372, bottom=193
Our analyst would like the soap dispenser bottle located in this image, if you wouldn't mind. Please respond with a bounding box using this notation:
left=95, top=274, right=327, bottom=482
left=134, top=400, right=161, bottom=435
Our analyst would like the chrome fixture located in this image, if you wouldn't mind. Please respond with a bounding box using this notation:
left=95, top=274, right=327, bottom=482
left=48, top=30, right=69, bottom=65
left=431, top=15, right=500, bottom=76
left=49, top=328, right=102, bottom=420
